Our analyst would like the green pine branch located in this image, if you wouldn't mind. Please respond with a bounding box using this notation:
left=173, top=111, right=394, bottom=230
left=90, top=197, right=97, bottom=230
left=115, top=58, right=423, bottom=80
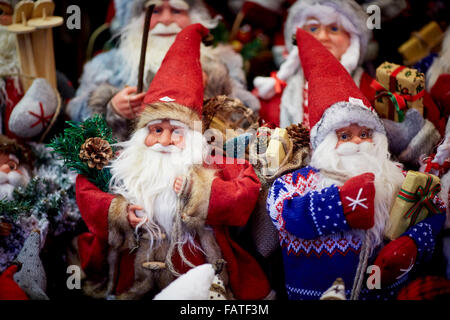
left=47, top=115, right=117, bottom=192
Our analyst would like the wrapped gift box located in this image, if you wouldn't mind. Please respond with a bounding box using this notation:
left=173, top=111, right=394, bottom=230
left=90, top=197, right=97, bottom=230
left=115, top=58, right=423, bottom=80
left=398, top=21, right=443, bottom=65
left=266, top=128, right=289, bottom=171
left=374, top=62, right=425, bottom=122
left=385, top=171, right=441, bottom=240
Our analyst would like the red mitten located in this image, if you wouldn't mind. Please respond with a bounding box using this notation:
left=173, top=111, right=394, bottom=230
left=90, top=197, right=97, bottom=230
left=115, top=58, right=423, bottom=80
left=374, top=236, right=418, bottom=287
left=339, top=173, right=375, bottom=230
left=0, top=265, right=29, bottom=300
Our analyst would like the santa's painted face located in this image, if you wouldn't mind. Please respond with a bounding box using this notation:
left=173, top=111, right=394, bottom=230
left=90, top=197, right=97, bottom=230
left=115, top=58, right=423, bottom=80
left=335, top=124, right=373, bottom=148
left=149, top=0, right=191, bottom=33
left=0, top=153, right=21, bottom=175
left=303, top=20, right=351, bottom=61
left=144, top=119, right=186, bottom=150
left=0, top=152, right=28, bottom=201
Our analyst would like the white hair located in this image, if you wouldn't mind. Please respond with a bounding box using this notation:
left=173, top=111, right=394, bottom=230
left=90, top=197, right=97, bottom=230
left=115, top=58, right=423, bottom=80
left=311, top=131, right=405, bottom=253
left=108, top=125, right=208, bottom=254
left=116, top=15, right=180, bottom=87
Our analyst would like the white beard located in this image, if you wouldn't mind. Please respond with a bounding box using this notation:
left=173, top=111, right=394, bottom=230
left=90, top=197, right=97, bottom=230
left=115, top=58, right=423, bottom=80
left=108, top=126, right=207, bottom=248
left=0, top=170, right=29, bottom=201
left=311, top=132, right=405, bottom=251
left=116, top=15, right=181, bottom=87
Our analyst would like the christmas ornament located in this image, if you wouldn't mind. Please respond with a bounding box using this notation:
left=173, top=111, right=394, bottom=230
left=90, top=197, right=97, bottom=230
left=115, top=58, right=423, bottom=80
left=79, top=137, right=113, bottom=170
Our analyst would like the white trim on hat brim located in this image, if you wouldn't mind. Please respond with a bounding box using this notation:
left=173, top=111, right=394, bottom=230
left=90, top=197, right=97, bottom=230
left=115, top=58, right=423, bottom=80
left=145, top=119, right=189, bottom=129
left=310, top=101, right=386, bottom=149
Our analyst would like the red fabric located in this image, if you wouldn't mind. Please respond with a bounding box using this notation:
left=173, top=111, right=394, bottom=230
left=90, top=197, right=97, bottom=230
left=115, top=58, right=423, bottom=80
left=206, top=156, right=270, bottom=299
left=253, top=88, right=281, bottom=127
left=430, top=74, right=450, bottom=119
left=143, top=24, right=209, bottom=115
left=339, top=173, right=375, bottom=230
left=75, top=158, right=271, bottom=300
left=359, top=71, right=377, bottom=107
left=295, top=28, right=373, bottom=130
left=397, top=276, right=450, bottom=300
left=105, top=0, right=116, bottom=24
left=0, top=265, right=29, bottom=300
left=76, top=175, right=114, bottom=273
left=374, top=236, right=418, bottom=286
left=241, top=2, right=280, bottom=31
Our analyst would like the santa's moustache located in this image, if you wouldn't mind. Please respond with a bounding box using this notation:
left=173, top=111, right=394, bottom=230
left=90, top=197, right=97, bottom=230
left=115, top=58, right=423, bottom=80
left=311, top=132, right=405, bottom=252
left=0, top=170, right=29, bottom=201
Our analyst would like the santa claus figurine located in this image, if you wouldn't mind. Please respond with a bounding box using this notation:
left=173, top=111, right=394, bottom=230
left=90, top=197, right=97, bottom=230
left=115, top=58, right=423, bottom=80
left=71, top=23, right=272, bottom=300
left=253, top=0, right=376, bottom=128
left=67, top=0, right=260, bottom=141
left=266, top=29, right=446, bottom=300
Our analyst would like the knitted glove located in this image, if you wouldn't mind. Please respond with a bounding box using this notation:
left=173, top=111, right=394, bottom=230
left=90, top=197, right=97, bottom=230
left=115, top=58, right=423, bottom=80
left=339, top=173, right=375, bottom=230
left=374, top=236, right=418, bottom=287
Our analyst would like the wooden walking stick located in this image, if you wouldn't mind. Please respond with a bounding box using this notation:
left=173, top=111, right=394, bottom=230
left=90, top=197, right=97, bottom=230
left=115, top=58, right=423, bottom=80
left=7, top=1, right=37, bottom=92
left=137, top=2, right=155, bottom=94
left=28, top=0, right=63, bottom=90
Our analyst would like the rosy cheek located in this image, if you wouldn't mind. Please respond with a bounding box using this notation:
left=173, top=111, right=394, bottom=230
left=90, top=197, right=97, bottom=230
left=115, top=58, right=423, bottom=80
left=145, top=135, right=156, bottom=147
left=175, top=15, right=191, bottom=29
left=174, top=137, right=185, bottom=149
left=149, top=17, right=160, bottom=30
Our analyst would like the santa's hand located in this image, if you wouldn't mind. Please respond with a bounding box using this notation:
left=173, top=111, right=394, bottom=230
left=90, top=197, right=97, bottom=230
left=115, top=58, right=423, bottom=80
left=111, top=87, right=146, bottom=120
left=174, top=176, right=187, bottom=195
left=127, top=204, right=145, bottom=228
left=253, top=76, right=276, bottom=99
left=339, top=173, right=375, bottom=230
left=374, top=236, right=418, bottom=287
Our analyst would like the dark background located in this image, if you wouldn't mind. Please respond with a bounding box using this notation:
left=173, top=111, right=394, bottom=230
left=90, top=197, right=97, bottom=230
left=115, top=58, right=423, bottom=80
left=52, top=0, right=450, bottom=91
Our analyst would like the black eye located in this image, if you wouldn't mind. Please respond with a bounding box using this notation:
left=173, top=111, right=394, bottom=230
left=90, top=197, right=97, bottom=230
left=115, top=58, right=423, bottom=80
left=7, top=161, right=17, bottom=170
left=340, top=133, right=350, bottom=140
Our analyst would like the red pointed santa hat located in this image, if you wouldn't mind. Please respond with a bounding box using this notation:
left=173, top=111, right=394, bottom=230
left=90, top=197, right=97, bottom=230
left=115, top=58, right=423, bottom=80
left=295, top=28, right=385, bottom=149
left=137, top=23, right=209, bottom=130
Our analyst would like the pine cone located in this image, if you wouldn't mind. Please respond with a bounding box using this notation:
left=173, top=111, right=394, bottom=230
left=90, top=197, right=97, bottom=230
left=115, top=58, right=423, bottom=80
left=79, top=137, right=113, bottom=170
left=286, top=123, right=310, bottom=152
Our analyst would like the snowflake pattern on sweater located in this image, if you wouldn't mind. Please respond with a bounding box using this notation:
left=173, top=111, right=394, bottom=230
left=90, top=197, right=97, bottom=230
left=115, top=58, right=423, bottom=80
left=267, top=166, right=445, bottom=300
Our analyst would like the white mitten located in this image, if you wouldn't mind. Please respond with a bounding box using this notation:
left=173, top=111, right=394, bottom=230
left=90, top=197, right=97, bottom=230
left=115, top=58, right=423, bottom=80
left=253, top=76, right=277, bottom=99
left=8, top=78, right=58, bottom=139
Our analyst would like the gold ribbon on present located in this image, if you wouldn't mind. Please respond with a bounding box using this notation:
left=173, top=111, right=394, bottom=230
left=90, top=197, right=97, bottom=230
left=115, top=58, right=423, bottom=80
left=397, top=175, right=441, bottom=227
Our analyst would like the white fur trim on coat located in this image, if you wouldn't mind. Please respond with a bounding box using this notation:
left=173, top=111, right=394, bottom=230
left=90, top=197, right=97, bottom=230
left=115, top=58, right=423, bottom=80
left=310, top=102, right=386, bottom=149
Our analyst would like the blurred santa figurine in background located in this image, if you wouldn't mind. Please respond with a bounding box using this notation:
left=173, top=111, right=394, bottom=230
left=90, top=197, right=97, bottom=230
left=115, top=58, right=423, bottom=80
left=253, top=0, right=376, bottom=128
left=67, top=0, right=260, bottom=141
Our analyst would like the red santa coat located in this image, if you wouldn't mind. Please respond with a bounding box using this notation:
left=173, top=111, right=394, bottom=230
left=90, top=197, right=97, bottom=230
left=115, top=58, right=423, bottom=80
left=75, top=156, right=271, bottom=300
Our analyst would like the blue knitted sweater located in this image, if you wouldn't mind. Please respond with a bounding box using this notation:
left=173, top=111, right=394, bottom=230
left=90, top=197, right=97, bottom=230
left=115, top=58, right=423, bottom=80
left=267, top=166, right=445, bottom=300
